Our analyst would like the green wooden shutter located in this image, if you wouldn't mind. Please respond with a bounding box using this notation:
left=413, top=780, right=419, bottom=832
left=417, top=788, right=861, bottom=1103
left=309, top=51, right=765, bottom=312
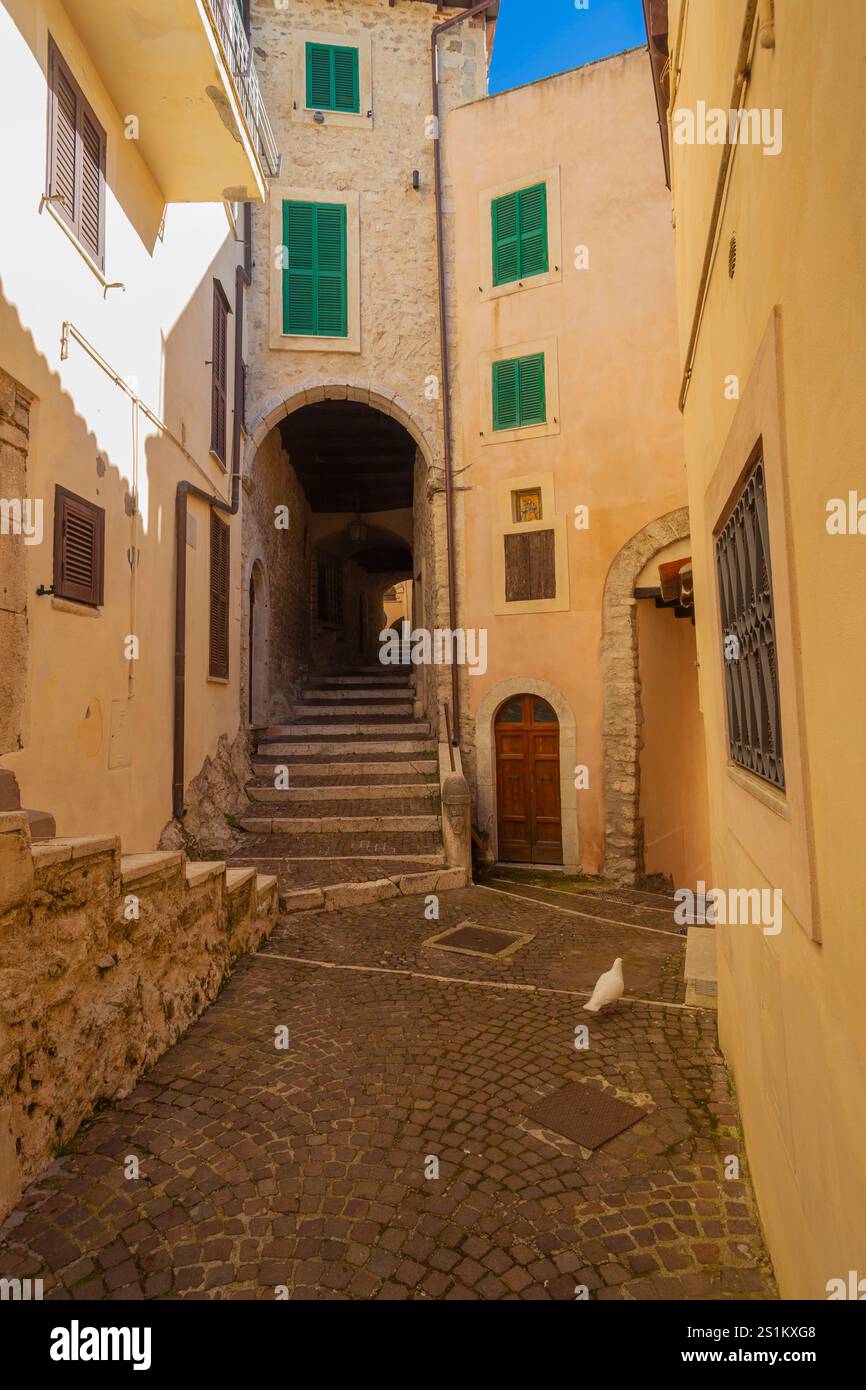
left=333, top=47, right=360, bottom=113
left=283, top=201, right=316, bottom=334
left=306, top=44, right=332, bottom=109
left=306, top=42, right=359, bottom=113
left=282, top=201, right=347, bottom=338
left=518, top=353, right=546, bottom=425
left=518, top=183, right=548, bottom=278
left=315, top=203, right=347, bottom=336
left=491, top=182, right=548, bottom=285
left=492, top=191, right=520, bottom=286
left=492, top=358, right=519, bottom=431
left=493, top=354, right=546, bottom=430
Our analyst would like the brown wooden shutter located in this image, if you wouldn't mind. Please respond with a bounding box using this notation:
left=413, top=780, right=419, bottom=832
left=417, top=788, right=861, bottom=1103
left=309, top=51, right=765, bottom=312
left=210, top=283, right=229, bottom=464
left=209, top=511, right=230, bottom=679
left=47, top=39, right=106, bottom=270
left=53, top=485, right=105, bottom=606
left=504, top=529, right=556, bottom=602
left=78, top=106, right=106, bottom=268
left=48, top=40, right=77, bottom=230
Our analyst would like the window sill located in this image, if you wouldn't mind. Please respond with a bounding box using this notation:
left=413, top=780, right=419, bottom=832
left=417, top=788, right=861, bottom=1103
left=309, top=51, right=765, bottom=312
left=725, top=762, right=791, bottom=821
left=207, top=675, right=230, bottom=685
left=294, top=106, right=372, bottom=132
left=209, top=449, right=228, bottom=471
left=482, top=418, right=560, bottom=447
left=51, top=596, right=102, bottom=617
left=272, top=330, right=360, bottom=355
left=481, top=267, right=562, bottom=303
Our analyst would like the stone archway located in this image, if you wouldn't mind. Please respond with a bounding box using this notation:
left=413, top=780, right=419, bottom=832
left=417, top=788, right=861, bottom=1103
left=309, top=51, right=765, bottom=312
left=244, top=381, right=451, bottom=727
left=246, top=382, right=439, bottom=474
left=475, top=676, right=579, bottom=872
left=244, top=553, right=270, bottom=725
left=602, top=506, right=690, bottom=884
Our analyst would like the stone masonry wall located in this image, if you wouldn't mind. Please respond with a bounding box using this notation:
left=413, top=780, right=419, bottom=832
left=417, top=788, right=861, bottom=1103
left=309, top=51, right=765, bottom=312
left=242, top=428, right=312, bottom=714
left=244, top=0, right=489, bottom=728
left=0, top=813, right=277, bottom=1219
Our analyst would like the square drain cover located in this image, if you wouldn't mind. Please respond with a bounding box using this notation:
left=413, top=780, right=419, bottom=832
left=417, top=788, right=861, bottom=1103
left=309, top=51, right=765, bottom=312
left=526, top=1081, right=645, bottom=1149
left=423, top=920, right=534, bottom=958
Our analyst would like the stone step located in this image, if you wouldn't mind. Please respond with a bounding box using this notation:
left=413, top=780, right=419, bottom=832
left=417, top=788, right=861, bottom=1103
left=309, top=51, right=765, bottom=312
left=261, top=720, right=430, bottom=738
left=300, top=688, right=413, bottom=703
left=234, top=831, right=444, bottom=859
left=293, top=702, right=414, bottom=717
left=238, top=813, right=441, bottom=835
left=307, top=674, right=413, bottom=688
left=252, top=759, right=438, bottom=781
left=230, top=853, right=447, bottom=887
left=246, top=782, right=439, bottom=804
left=277, top=865, right=468, bottom=914
left=261, top=739, right=437, bottom=757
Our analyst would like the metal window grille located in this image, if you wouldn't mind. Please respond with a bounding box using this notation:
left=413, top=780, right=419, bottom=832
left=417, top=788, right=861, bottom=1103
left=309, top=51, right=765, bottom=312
left=715, top=455, right=785, bottom=789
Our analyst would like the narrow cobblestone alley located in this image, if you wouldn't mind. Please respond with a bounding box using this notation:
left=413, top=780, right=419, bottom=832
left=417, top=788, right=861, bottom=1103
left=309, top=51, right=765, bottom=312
left=0, top=884, right=776, bottom=1301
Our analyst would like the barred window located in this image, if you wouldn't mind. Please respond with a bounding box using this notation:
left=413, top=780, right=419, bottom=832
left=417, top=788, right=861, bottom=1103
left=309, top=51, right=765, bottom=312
left=715, top=454, right=784, bottom=789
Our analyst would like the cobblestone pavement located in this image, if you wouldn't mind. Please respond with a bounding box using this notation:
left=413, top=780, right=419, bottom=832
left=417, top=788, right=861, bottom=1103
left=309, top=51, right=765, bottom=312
left=0, top=887, right=777, bottom=1300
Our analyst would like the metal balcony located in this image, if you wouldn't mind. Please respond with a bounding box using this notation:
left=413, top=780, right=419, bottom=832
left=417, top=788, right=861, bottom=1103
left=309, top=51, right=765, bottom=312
left=61, top=0, right=281, bottom=202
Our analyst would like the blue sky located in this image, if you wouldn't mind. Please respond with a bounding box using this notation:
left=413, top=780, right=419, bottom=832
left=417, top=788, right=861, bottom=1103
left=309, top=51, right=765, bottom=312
left=489, top=0, right=647, bottom=95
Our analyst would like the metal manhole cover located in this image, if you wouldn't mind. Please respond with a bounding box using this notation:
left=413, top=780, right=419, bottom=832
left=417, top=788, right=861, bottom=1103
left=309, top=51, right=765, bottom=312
left=422, top=920, right=534, bottom=959
left=526, top=1081, right=645, bottom=1149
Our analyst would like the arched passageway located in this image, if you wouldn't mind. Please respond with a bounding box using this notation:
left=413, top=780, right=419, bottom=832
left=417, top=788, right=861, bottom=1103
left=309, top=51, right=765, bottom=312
left=602, top=507, right=710, bottom=888
left=243, top=393, right=441, bottom=720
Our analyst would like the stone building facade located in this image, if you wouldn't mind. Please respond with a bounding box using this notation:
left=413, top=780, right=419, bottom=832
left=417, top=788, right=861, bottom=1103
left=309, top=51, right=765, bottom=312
left=241, top=0, right=495, bottom=730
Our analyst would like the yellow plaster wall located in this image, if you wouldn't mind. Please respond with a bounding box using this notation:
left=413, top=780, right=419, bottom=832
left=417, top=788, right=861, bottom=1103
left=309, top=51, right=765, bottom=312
left=0, top=0, right=244, bottom=848
left=667, top=0, right=866, bottom=1295
left=446, top=49, right=689, bottom=872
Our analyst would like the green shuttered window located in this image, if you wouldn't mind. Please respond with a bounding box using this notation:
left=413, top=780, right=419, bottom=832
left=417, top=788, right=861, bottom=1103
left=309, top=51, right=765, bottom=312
left=492, top=354, right=546, bottom=431
left=282, top=200, right=348, bottom=338
left=491, top=182, right=548, bottom=287
left=305, top=42, right=360, bottom=113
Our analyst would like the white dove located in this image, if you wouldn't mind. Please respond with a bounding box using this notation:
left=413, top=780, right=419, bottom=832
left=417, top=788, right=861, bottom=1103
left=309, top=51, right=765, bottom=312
left=584, top=958, right=624, bottom=1012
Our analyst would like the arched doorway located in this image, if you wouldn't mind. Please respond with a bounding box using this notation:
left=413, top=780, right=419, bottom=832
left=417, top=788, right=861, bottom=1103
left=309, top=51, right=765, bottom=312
left=248, top=559, right=268, bottom=725
left=495, top=694, right=563, bottom=864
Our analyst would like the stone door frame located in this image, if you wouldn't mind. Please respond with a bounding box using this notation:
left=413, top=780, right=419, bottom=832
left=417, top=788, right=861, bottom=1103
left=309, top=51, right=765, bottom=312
left=475, top=676, right=579, bottom=872
left=602, top=506, right=691, bottom=884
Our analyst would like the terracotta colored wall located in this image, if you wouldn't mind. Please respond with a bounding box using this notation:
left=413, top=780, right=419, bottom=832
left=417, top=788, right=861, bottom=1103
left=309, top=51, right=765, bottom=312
left=637, top=601, right=710, bottom=890
left=667, top=0, right=866, bottom=1296
left=446, top=49, right=689, bottom=873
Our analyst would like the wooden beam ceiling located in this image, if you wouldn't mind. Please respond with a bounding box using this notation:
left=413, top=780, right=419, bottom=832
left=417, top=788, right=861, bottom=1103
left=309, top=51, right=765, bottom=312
left=278, top=400, right=416, bottom=513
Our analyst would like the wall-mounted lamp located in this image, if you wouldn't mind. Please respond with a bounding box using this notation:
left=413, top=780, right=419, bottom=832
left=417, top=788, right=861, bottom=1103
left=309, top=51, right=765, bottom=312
left=349, top=514, right=369, bottom=545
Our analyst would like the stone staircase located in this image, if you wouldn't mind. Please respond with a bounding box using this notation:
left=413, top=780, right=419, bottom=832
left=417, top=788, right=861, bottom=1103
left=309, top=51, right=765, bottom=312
left=230, top=667, right=465, bottom=911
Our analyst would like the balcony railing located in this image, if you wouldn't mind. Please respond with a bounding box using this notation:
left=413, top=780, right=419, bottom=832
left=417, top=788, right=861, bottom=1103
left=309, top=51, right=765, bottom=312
left=203, top=0, right=282, bottom=179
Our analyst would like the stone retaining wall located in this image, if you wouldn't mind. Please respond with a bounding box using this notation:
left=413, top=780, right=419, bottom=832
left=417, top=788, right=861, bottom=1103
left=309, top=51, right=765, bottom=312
left=0, top=813, right=277, bottom=1220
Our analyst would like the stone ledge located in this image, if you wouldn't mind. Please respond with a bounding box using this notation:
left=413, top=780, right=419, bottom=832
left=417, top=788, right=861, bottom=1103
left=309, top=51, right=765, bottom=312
left=121, top=851, right=184, bottom=885
left=33, top=835, right=120, bottom=868
left=225, top=866, right=256, bottom=894
left=185, top=860, right=227, bottom=888
left=256, top=873, right=278, bottom=899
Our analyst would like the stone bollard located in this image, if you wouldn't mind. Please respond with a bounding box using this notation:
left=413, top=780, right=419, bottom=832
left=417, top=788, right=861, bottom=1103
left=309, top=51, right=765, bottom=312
left=441, top=772, right=472, bottom=879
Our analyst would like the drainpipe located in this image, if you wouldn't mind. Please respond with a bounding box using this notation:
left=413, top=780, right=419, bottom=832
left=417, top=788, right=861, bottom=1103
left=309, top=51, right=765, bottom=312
left=431, top=1, right=495, bottom=747
left=677, top=0, right=759, bottom=411
left=172, top=254, right=251, bottom=819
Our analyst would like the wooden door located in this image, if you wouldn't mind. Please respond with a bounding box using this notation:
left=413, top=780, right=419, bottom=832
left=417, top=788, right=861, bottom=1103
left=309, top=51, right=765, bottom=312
left=495, top=695, right=563, bottom=864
